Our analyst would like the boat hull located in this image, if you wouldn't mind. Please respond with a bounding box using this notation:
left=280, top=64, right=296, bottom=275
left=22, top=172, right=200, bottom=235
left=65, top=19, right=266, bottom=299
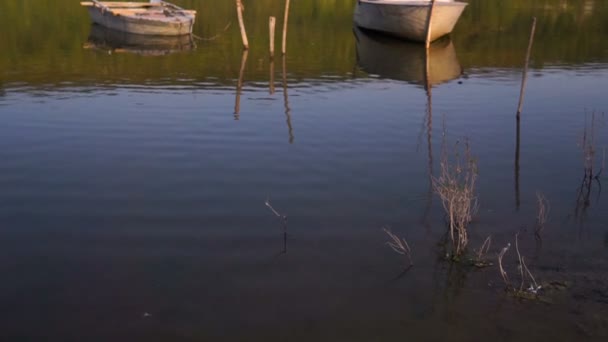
left=83, top=2, right=195, bottom=36
left=354, top=0, right=467, bottom=42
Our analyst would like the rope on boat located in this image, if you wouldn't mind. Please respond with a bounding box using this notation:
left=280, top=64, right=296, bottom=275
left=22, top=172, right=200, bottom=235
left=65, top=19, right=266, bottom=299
left=192, top=21, right=233, bottom=41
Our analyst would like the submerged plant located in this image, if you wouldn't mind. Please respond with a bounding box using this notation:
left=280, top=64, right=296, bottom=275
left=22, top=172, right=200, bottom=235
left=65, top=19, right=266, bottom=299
left=433, top=137, right=478, bottom=258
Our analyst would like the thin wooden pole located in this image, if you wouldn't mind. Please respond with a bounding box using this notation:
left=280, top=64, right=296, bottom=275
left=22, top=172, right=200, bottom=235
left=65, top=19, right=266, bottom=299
left=425, top=0, right=437, bottom=49
left=269, top=16, right=276, bottom=59
left=281, top=0, right=290, bottom=55
left=236, top=0, right=249, bottom=50
left=516, top=17, right=537, bottom=118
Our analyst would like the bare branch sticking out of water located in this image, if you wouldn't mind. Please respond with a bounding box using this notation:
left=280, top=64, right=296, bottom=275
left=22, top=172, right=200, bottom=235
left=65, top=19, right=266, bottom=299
left=521, top=256, right=541, bottom=294
left=498, top=243, right=511, bottom=287
left=383, top=227, right=413, bottom=267
left=535, top=191, right=550, bottom=238
left=513, top=233, right=542, bottom=295
left=473, top=236, right=493, bottom=268
left=265, top=198, right=287, bottom=231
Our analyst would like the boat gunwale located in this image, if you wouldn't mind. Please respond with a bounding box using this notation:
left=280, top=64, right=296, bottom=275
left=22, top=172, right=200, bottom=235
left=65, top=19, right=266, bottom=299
left=357, top=0, right=468, bottom=8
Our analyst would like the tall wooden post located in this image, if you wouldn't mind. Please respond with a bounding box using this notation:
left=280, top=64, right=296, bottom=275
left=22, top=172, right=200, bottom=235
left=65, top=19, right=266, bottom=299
left=269, top=16, right=276, bottom=59
left=236, top=0, right=249, bottom=50
left=282, top=0, right=291, bottom=55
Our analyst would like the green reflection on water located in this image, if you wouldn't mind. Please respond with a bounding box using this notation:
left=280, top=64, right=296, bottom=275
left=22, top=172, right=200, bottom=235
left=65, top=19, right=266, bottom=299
left=0, top=0, right=607, bottom=87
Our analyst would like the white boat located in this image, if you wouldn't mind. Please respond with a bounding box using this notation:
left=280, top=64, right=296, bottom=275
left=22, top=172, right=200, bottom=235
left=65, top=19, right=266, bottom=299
left=80, top=1, right=196, bottom=36
left=354, top=0, right=468, bottom=43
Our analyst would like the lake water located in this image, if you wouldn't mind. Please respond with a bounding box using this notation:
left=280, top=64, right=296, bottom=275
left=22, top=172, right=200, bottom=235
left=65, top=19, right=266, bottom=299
left=1, top=0, right=608, bottom=341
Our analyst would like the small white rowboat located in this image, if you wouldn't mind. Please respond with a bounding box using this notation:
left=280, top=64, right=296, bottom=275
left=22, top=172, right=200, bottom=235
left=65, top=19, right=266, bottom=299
left=80, top=1, right=196, bottom=36
left=354, top=0, right=467, bottom=43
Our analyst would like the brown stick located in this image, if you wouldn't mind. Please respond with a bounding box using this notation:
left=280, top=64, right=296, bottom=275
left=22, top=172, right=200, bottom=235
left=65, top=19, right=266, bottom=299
left=282, top=0, right=290, bottom=55
left=236, top=0, right=249, bottom=50
left=516, top=17, right=537, bottom=118
left=425, top=0, right=437, bottom=49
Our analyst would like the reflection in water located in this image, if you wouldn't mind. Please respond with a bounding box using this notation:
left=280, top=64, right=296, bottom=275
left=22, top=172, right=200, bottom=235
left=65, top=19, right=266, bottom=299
left=234, top=50, right=249, bottom=119
left=84, top=24, right=196, bottom=56
left=353, top=28, right=460, bottom=229
left=515, top=116, right=521, bottom=210
left=354, top=27, right=462, bottom=87
left=282, top=55, right=294, bottom=144
left=573, top=112, right=605, bottom=235
left=269, top=58, right=275, bottom=95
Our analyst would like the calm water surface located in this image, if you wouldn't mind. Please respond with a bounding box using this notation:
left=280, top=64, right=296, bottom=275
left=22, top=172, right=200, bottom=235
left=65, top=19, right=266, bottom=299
left=1, top=1, right=608, bottom=341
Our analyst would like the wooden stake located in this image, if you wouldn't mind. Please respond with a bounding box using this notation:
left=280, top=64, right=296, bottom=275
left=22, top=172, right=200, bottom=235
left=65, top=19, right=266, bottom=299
left=269, top=16, right=276, bottom=59
left=236, top=0, right=249, bottom=50
left=516, top=17, right=537, bottom=118
left=282, top=0, right=290, bottom=55
left=425, top=0, right=437, bottom=49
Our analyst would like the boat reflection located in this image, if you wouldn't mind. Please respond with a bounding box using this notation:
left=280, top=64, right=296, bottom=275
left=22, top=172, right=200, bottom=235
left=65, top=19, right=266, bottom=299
left=83, top=24, right=196, bottom=56
left=354, top=27, right=462, bottom=87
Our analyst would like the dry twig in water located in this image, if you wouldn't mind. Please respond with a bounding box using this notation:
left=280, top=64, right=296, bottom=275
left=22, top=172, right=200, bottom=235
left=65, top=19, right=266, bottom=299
left=383, top=227, right=413, bottom=267
left=265, top=198, right=287, bottom=230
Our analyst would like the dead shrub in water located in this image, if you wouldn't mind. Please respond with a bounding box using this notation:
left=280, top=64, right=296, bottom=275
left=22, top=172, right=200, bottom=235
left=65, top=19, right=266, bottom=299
left=432, top=138, right=478, bottom=258
left=383, top=227, right=413, bottom=268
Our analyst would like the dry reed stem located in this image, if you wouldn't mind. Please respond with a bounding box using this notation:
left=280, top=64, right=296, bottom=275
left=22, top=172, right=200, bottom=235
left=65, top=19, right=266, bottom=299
left=432, top=138, right=478, bottom=257
left=497, top=243, right=511, bottom=287
left=383, top=227, right=413, bottom=267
